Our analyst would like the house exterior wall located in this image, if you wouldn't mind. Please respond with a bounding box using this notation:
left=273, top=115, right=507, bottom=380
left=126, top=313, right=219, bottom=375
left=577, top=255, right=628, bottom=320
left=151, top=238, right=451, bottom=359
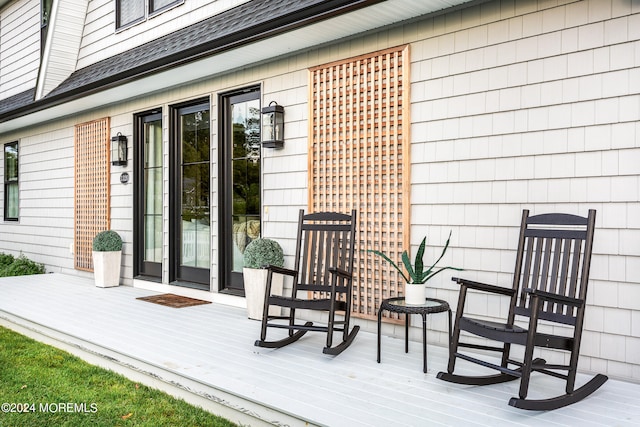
left=0, top=0, right=639, bottom=381
left=76, top=0, right=249, bottom=68
left=0, top=0, right=39, bottom=100
left=0, top=122, right=76, bottom=272
left=405, top=0, right=640, bottom=381
left=246, top=2, right=640, bottom=383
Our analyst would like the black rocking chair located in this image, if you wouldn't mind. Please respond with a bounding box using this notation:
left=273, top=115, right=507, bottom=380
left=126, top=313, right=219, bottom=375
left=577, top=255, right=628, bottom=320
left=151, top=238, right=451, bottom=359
left=438, top=209, right=607, bottom=410
left=255, top=210, right=359, bottom=355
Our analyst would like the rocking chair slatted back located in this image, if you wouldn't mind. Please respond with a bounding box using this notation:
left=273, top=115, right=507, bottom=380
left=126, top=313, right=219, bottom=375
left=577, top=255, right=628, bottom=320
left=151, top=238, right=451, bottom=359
left=296, top=211, right=356, bottom=294
left=512, top=210, right=596, bottom=326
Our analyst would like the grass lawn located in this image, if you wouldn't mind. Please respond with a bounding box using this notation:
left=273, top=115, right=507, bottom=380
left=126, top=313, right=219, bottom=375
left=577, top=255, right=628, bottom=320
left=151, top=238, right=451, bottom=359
left=0, top=326, right=237, bottom=426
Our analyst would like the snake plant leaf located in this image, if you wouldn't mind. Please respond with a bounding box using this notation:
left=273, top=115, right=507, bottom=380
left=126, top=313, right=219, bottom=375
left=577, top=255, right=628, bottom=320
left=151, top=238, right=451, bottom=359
left=414, top=237, right=426, bottom=283
left=401, top=251, right=416, bottom=282
left=424, top=265, right=464, bottom=282
left=424, top=231, right=453, bottom=276
left=368, top=230, right=462, bottom=285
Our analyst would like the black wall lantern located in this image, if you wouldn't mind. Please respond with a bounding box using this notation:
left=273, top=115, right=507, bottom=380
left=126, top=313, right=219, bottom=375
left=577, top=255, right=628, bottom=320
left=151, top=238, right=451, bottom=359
left=261, top=101, right=284, bottom=148
left=111, top=132, right=128, bottom=166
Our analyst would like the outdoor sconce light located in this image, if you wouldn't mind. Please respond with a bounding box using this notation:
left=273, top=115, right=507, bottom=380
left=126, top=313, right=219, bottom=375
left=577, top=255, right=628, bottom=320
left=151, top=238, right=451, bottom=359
left=111, top=132, right=128, bottom=166
left=261, top=101, right=284, bottom=148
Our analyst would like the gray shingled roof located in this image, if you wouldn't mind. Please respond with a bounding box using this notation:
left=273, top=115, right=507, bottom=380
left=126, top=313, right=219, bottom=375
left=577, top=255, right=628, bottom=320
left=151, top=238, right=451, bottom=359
left=0, top=88, right=35, bottom=117
left=1, top=0, right=375, bottom=121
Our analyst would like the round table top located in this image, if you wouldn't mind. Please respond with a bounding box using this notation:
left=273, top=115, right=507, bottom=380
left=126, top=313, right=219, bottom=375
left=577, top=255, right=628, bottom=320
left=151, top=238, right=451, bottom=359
left=380, top=297, right=450, bottom=314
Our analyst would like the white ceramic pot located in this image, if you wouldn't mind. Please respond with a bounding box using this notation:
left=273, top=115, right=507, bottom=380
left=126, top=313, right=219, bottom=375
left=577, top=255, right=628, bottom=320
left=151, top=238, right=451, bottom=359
left=404, top=283, right=426, bottom=305
left=92, top=250, right=122, bottom=288
left=243, top=267, right=284, bottom=320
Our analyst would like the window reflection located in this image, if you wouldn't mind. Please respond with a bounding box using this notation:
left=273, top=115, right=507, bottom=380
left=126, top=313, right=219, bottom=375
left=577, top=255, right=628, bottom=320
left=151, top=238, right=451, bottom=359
left=230, top=99, right=260, bottom=272
left=180, top=108, right=210, bottom=268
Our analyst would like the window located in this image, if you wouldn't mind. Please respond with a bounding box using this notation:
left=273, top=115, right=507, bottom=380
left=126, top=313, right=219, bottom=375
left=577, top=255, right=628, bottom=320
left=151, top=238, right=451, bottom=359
left=41, top=0, right=53, bottom=53
left=134, top=110, right=163, bottom=279
left=116, top=0, right=182, bottom=29
left=4, top=142, right=19, bottom=221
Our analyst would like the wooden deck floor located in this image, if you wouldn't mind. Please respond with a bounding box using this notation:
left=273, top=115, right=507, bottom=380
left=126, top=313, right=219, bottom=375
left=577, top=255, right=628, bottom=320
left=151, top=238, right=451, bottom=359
left=1, top=273, right=639, bottom=426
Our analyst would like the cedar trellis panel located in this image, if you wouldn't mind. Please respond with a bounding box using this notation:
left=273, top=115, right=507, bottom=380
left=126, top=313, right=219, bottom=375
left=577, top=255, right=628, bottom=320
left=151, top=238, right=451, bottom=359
left=74, top=118, right=111, bottom=271
left=309, top=46, right=410, bottom=321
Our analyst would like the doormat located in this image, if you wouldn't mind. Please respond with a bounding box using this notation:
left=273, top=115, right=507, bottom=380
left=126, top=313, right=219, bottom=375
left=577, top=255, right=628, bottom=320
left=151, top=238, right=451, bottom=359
left=136, top=293, right=212, bottom=308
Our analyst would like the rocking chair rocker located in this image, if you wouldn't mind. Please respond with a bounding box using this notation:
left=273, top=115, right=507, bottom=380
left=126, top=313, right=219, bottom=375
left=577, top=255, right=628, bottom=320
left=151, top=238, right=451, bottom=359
left=437, top=209, right=607, bottom=410
left=255, top=210, right=359, bottom=355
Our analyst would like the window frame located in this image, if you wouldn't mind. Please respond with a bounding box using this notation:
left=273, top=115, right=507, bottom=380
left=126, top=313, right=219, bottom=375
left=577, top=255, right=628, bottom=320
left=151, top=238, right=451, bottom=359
left=115, top=0, right=184, bottom=30
left=4, top=141, right=19, bottom=222
left=133, top=109, right=164, bottom=280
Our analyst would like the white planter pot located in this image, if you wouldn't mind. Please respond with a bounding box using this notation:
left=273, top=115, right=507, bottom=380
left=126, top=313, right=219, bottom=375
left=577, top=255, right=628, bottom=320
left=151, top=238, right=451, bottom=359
left=404, top=283, right=426, bottom=305
left=92, top=251, right=122, bottom=288
left=243, top=267, right=284, bottom=320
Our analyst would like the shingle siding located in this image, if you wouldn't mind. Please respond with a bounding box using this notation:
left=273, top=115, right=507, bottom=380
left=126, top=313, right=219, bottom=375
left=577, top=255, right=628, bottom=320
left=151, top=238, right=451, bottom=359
left=0, top=0, right=39, bottom=100
left=409, top=0, right=640, bottom=379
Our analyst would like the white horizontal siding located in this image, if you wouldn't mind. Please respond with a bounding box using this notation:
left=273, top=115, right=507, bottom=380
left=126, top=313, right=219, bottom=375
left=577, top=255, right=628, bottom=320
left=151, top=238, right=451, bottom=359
left=76, top=0, right=251, bottom=69
left=0, top=125, right=76, bottom=272
left=0, top=0, right=40, bottom=99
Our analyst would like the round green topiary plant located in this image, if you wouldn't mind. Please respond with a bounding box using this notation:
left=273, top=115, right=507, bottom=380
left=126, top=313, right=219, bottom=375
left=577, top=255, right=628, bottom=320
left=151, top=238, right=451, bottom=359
left=92, top=230, right=123, bottom=252
left=243, top=238, right=284, bottom=269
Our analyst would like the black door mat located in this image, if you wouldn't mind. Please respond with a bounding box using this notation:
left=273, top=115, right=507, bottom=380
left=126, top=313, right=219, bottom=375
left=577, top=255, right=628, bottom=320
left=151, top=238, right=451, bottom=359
left=136, top=293, right=212, bottom=308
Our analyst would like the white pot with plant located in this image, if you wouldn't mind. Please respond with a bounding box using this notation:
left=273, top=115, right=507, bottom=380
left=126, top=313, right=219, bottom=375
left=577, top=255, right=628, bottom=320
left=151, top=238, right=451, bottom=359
left=369, top=231, right=462, bottom=305
left=243, top=238, right=285, bottom=320
left=92, top=230, right=123, bottom=288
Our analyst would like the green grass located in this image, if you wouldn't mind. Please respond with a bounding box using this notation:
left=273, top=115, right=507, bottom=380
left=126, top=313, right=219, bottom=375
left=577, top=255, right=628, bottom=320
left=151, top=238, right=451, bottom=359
left=0, top=327, right=237, bottom=426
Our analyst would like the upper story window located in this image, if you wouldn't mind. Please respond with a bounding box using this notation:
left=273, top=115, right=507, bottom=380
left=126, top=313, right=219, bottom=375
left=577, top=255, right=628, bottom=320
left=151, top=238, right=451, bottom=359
left=41, top=0, right=53, bottom=53
left=116, top=0, right=183, bottom=29
left=4, top=142, right=19, bottom=221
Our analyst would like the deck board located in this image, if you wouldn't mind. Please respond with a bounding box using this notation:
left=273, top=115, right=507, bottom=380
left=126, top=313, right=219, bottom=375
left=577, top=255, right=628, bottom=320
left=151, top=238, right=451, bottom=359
left=1, top=274, right=639, bottom=426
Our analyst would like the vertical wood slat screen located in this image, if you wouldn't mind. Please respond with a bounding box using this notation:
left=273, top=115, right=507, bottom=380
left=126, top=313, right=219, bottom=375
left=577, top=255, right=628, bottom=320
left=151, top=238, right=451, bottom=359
left=74, top=118, right=111, bottom=271
left=309, top=46, right=410, bottom=321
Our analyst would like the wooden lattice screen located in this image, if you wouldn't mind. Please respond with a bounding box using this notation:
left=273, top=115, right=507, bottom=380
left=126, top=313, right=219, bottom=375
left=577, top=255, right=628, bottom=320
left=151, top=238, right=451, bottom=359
left=309, top=45, right=410, bottom=321
left=74, top=118, right=111, bottom=271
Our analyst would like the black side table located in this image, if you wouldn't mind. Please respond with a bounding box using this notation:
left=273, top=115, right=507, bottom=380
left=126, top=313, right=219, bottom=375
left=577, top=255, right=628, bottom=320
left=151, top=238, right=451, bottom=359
left=377, top=297, right=452, bottom=373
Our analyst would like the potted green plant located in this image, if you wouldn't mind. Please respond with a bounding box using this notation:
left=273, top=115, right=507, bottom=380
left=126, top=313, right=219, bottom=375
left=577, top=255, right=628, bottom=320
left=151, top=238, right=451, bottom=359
left=243, top=238, right=285, bottom=320
left=92, top=230, right=123, bottom=288
left=368, top=231, right=462, bottom=305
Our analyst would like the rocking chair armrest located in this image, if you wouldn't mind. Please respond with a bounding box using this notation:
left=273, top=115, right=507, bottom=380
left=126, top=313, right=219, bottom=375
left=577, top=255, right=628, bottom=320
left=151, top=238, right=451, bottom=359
left=452, top=277, right=516, bottom=296
left=526, top=288, right=584, bottom=308
left=264, top=265, right=298, bottom=278
left=328, top=267, right=352, bottom=279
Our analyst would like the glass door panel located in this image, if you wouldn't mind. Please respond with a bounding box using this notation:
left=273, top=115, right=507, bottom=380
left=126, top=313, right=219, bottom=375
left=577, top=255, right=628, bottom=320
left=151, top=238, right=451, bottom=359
left=231, top=99, right=261, bottom=276
left=220, top=89, right=260, bottom=292
left=135, top=112, right=162, bottom=278
left=173, top=102, right=210, bottom=288
left=144, top=118, right=163, bottom=265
